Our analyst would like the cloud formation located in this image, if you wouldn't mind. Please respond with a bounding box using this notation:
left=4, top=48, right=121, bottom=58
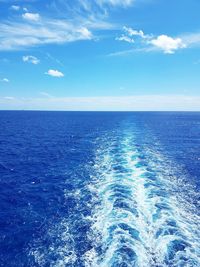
left=1, top=95, right=200, bottom=111
left=22, top=12, right=40, bottom=22
left=116, top=26, right=187, bottom=54
left=116, top=26, right=151, bottom=44
left=0, top=0, right=126, bottom=51
left=123, top=26, right=149, bottom=39
left=0, top=17, right=94, bottom=50
left=45, top=69, right=64, bottom=77
left=150, top=35, right=186, bottom=54
left=97, top=0, right=134, bottom=7
left=22, top=55, right=40, bottom=64
left=2, top=2, right=199, bottom=55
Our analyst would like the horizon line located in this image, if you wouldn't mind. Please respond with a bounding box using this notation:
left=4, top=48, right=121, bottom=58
left=1, top=109, right=200, bottom=112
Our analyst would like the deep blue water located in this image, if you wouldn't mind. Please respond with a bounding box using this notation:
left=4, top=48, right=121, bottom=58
left=0, top=111, right=200, bottom=267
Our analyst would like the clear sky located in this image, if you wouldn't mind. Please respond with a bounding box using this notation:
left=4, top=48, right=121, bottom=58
left=0, top=0, right=200, bottom=111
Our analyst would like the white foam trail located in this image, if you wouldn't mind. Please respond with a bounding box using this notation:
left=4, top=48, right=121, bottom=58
left=30, top=126, right=200, bottom=267
left=87, top=129, right=200, bottom=267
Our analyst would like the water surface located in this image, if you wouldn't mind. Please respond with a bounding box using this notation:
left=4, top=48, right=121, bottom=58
left=0, top=111, right=200, bottom=266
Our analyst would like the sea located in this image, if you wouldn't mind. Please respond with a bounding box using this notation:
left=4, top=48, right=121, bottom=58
left=0, top=111, right=200, bottom=267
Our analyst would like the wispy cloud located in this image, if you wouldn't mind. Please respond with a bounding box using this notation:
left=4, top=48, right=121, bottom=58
left=123, top=26, right=150, bottom=39
left=0, top=0, right=117, bottom=51
left=3, top=1, right=198, bottom=55
left=1, top=95, right=200, bottom=111
left=1, top=78, right=9, bottom=82
left=22, top=55, right=40, bottom=64
left=45, top=69, right=64, bottom=77
left=181, top=32, right=200, bottom=48
left=11, top=5, right=20, bottom=11
left=116, top=26, right=151, bottom=47
left=116, top=35, right=135, bottom=43
left=116, top=26, right=151, bottom=44
left=22, top=12, right=40, bottom=22
left=97, top=0, right=135, bottom=7
left=0, top=17, right=94, bottom=50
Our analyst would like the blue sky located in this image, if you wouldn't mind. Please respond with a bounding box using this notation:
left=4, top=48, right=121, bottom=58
left=0, top=0, right=200, bottom=110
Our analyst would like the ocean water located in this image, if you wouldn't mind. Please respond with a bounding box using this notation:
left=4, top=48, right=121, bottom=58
left=0, top=111, right=200, bottom=267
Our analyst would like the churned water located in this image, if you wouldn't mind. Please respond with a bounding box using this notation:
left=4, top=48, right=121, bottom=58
left=0, top=111, right=200, bottom=267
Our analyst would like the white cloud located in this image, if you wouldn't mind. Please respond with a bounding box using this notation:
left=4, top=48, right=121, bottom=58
left=116, top=26, right=187, bottom=54
left=45, top=69, right=64, bottom=78
left=97, top=0, right=134, bottom=7
left=116, top=26, right=150, bottom=44
left=22, top=13, right=40, bottom=22
left=1, top=78, right=9, bottom=82
left=22, top=55, right=40, bottom=64
left=123, top=26, right=148, bottom=39
left=0, top=0, right=116, bottom=51
left=77, top=27, right=92, bottom=39
left=0, top=17, right=95, bottom=50
left=150, top=35, right=186, bottom=54
left=11, top=5, right=20, bottom=11
left=116, top=35, right=134, bottom=43
left=1, top=95, right=200, bottom=111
